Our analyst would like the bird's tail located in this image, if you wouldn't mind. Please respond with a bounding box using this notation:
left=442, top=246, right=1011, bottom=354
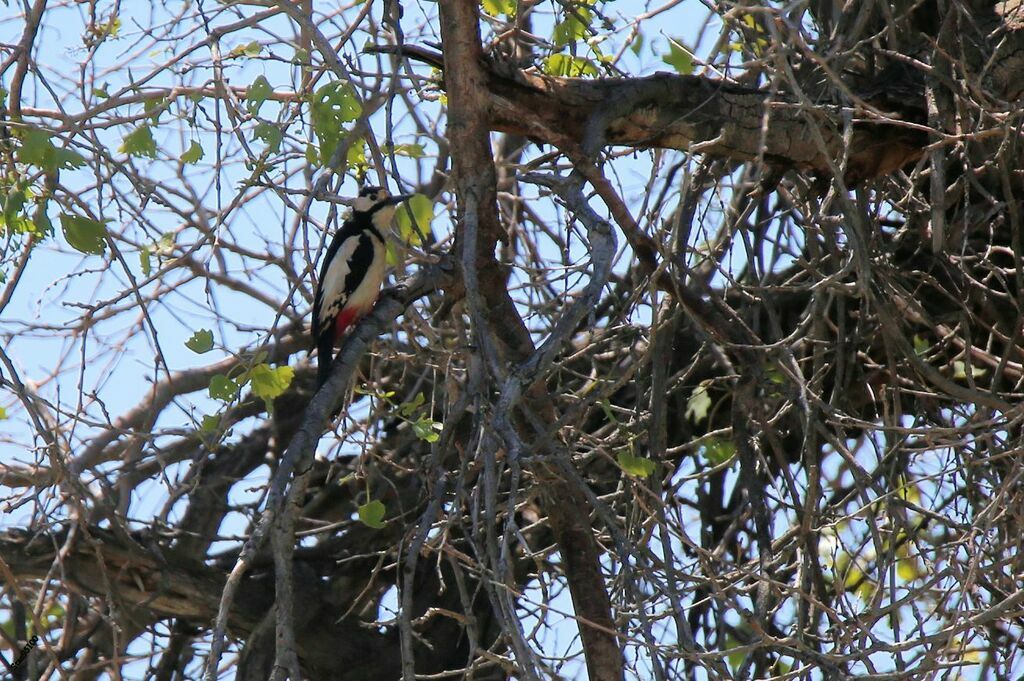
left=316, top=332, right=335, bottom=388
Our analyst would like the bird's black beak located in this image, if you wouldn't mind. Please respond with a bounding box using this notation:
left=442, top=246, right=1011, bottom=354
left=384, top=194, right=414, bottom=206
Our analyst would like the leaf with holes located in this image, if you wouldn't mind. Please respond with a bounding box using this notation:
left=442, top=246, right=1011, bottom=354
left=310, top=81, right=362, bottom=166
left=209, top=374, right=240, bottom=402
left=253, top=122, right=282, bottom=153
left=185, top=329, right=214, bottom=354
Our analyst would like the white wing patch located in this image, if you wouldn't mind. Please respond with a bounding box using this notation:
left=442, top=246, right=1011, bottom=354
left=318, top=235, right=361, bottom=326
left=317, top=233, right=386, bottom=327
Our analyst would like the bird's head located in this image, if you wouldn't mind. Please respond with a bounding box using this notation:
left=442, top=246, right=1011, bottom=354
left=352, top=186, right=413, bottom=230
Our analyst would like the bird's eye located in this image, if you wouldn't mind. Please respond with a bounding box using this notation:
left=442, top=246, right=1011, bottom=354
left=370, top=193, right=378, bottom=201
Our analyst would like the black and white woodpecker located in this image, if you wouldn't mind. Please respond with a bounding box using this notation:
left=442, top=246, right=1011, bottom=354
left=312, top=186, right=411, bottom=388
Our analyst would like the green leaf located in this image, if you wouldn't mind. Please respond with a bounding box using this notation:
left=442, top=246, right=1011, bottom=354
left=59, top=213, right=108, bottom=254
left=17, top=129, right=55, bottom=168
left=55, top=147, right=86, bottom=170
left=253, top=122, right=282, bottom=153
left=482, top=0, right=516, bottom=16
left=702, top=437, right=736, bottom=465
left=553, top=8, right=592, bottom=46
left=358, top=499, right=387, bottom=528
left=629, top=32, right=644, bottom=57
left=310, top=81, right=362, bottom=166
left=181, top=140, right=204, bottom=164
left=185, top=329, right=215, bottom=354
left=412, top=417, right=442, bottom=443
left=399, top=392, right=426, bottom=417
left=120, top=125, right=157, bottom=158
left=16, top=129, right=85, bottom=172
left=24, top=208, right=52, bottom=238
left=542, top=54, right=598, bottom=77
left=143, top=96, right=167, bottom=122
left=246, top=75, right=273, bottom=117
left=724, top=635, right=745, bottom=671
left=0, top=406, right=7, bottom=420
left=395, top=194, right=433, bottom=245
left=249, top=363, right=295, bottom=412
left=200, top=414, right=221, bottom=433
left=139, top=247, right=152, bottom=275
left=685, top=383, right=711, bottom=423
left=662, top=38, right=694, bottom=74
left=618, top=451, right=657, bottom=477
left=391, top=143, right=426, bottom=158
left=93, top=86, right=109, bottom=99
left=209, top=374, right=240, bottom=401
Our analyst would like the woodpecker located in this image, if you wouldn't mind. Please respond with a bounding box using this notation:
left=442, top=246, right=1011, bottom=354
left=312, top=186, right=411, bottom=387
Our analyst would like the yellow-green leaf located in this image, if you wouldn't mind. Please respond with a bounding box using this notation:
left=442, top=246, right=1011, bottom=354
left=229, top=40, right=262, bottom=58
left=553, top=9, right=592, bottom=46
left=542, top=54, right=598, bottom=77
left=249, top=363, right=295, bottom=408
left=482, top=0, right=516, bottom=16
left=395, top=194, right=433, bottom=245
left=120, top=125, right=157, bottom=158
left=618, top=451, right=657, bottom=477
left=346, top=140, right=367, bottom=171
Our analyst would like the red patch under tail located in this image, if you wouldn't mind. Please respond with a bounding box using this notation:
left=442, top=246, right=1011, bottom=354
left=332, top=306, right=368, bottom=344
